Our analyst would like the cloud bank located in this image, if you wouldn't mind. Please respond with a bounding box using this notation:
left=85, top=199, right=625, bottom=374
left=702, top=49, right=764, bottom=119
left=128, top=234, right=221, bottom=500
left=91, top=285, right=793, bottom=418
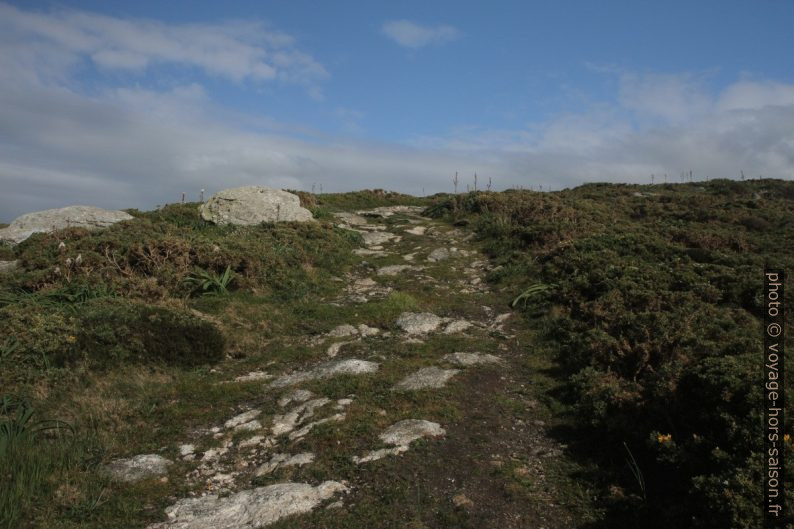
left=0, top=4, right=793, bottom=222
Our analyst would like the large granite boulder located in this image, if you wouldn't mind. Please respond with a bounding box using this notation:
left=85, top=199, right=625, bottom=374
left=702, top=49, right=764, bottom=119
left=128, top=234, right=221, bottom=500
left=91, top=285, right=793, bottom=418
left=199, top=186, right=314, bottom=225
left=0, top=206, right=133, bottom=244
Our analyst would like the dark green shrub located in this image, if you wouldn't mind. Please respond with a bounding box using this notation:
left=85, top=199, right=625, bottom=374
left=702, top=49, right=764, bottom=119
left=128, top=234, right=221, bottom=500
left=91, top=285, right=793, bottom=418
left=75, top=299, right=224, bottom=367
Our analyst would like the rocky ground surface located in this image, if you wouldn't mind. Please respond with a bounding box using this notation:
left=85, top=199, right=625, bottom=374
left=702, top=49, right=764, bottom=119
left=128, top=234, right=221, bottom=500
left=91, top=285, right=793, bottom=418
left=108, top=205, right=579, bottom=529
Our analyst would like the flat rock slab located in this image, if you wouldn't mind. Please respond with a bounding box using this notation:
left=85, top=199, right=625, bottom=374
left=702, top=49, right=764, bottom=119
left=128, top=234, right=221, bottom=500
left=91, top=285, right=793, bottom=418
left=352, top=249, right=389, bottom=257
left=377, top=264, right=421, bottom=276
left=356, top=206, right=425, bottom=218
left=200, top=186, right=313, bottom=225
left=278, top=389, right=315, bottom=408
left=395, top=312, right=444, bottom=334
left=0, top=206, right=133, bottom=244
left=148, top=481, right=347, bottom=529
left=255, top=452, right=315, bottom=476
left=381, top=419, right=445, bottom=446
left=105, top=454, right=172, bottom=482
left=360, top=231, right=399, bottom=246
left=427, top=248, right=453, bottom=262
left=234, top=371, right=272, bottom=383
left=268, top=359, right=379, bottom=389
left=405, top=226, right=426, bottom=235
left=224, top=410, right=261, bottom=429
left=443, top=352, right=502, bottom=366
left=393, top=367, right=460, bottom=391
left=333, top=212, right=369, bottom=226
left=353, top=420, right=445, bottom=464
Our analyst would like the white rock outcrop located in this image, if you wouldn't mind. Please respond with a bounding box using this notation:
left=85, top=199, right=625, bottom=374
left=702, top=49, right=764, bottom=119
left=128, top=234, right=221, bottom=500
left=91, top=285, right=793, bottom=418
left=199, top=186, right=314, bottom=225
left=0, top=206, right=133, bottom=244
left=105, top=454, right=172, bottom=482
left=148, top=481, right=347, bottom=528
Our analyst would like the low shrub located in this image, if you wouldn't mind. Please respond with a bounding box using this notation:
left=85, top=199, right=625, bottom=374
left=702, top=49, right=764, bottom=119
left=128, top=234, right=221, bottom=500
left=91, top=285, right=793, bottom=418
left=427, top=179, right=794, bottom=527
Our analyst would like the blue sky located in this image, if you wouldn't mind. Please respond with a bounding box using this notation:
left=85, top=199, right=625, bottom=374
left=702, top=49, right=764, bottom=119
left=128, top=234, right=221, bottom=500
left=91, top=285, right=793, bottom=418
left=1, top=1, right=794, bottom=220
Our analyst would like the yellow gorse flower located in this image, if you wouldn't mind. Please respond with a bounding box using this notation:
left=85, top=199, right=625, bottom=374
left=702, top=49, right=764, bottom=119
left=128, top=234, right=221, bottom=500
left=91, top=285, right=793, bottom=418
left=785, top=434, right=791, bottom=443
left=657, top=433, right=672, bottom=444
left=66, top=335, right=77, bottom=344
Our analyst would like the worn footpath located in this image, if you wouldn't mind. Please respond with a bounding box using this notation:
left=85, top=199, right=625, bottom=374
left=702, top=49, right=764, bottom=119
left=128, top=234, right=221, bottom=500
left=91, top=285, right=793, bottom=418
left=109, top=206, right=579, bottom=528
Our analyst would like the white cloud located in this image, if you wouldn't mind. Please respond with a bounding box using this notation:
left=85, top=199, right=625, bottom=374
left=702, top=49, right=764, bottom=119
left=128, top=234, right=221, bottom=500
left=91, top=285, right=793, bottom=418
left=381, top=20, right=460, bottom=48
left=0, top=3, right=327, bottom=86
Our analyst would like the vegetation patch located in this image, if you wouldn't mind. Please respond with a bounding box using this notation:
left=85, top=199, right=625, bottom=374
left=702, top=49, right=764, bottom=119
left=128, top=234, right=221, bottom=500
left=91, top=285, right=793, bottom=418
left=427, top=179, right=794, bottom=528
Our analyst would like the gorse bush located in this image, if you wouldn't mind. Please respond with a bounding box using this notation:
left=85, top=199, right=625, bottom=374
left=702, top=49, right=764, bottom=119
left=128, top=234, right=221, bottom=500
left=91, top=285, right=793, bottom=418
left=427, top=179, right=794, bottom=528
left=7, top=202, right=357, bottom=301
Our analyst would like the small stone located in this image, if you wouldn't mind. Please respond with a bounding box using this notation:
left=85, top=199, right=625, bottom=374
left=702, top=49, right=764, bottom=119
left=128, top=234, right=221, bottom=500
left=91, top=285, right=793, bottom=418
left=427, top=248, right=454, bottom=262
left=327, top=324, right=358, bottom=338
left=443, top=320, right=472, bottom=334
left=234, top=420, right=262, bottom=432
left=377, top=264, right=418, bottom=276
left=443, top=352, right=502, bottom=366
left=224, top=409, right=261, bottom=429
left=278, top=389, right=315, bottom=408
left=105, top=454, right=172, bottom=483
left=255, top=452, right=315, bottom=476
left=178, top=444, right=195, bottom=457
left=393, top=367, right=459, bottom=391
left=395, top=312, right=444, bottom=335
left=233, top=371, right=271, bottom=382
left=379, top=419, right=445, bottom=446
left=268, top=359, right=379, bottom=389
left=326, top=341, right=348, bottom=357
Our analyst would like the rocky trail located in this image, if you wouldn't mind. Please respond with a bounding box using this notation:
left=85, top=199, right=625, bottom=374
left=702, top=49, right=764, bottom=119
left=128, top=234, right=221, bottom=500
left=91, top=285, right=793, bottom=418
left=107, top=206, right=580, bottom=529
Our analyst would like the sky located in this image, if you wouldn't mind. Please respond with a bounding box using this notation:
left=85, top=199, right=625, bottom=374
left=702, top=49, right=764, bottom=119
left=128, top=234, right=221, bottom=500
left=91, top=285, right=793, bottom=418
left=1, top=0, right=794, bottom=220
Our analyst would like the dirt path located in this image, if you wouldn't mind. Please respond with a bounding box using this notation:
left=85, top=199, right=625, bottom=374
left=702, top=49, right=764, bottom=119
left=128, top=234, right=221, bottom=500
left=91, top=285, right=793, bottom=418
left=115, top=207, right=585, bottom=528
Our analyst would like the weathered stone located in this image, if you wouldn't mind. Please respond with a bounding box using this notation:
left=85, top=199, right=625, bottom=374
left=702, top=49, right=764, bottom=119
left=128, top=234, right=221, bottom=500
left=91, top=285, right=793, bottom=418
left=224, top=410, right=261, bottom=430
left=288, top=413, right=345, bottom=441
left=427, top=248, right=452, bottom=262
left=405, top=226, right=426, bottom=236
left=105, top=454, right=172, bottom=482
left=268, top=359, right=379, bottom=389
left=352, top=248, right=389, bottom=257
left=360, top=231, right=398, bottom=246
left=393, top=367, right=459, bottom=391
left=199, top=186, right=313, bottom=225
left=233, top=371, right=271, bottom=383
left=379, top=419, right=445, bottom=446
left=352, top=419, right=445, bottom=464
left=356, top=206, right=425, bottom=218
left=272, top=398, right=331, bottom=436
left=332, top=212, right=368, bottom=226
left=0, top=206, right=133, bottom=244
left=377, top=264, right=420, bottom=276
left=278, top=389, right=314, bottom=408
left=443, top=320, right=472, bottom=334
left=326, top=341, right=349, bottom=357
left=326, top=324, right=358, bottom=338
left=255, top=453, right=315, bottom=476
left=443, top=352, right=502, bottom=366
left=395, top=312, right=444, bottom=335
left=148, top=481, right=347, bottom=529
